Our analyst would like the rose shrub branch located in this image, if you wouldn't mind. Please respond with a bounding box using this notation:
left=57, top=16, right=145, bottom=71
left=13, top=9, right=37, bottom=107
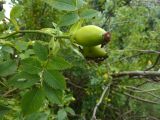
left=112, top=71, right=160, bottom=78
left=0, top=30, right=70, bottom=39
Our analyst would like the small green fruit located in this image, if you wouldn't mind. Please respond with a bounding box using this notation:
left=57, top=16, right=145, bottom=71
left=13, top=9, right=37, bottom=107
left=74, top=25, right=110, bottom=47
left=82, top=45, right=107, bottom=58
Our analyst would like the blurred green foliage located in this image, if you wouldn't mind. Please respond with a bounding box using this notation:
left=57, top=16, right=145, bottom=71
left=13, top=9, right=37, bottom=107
left=0, top=0, right=160, bottom=120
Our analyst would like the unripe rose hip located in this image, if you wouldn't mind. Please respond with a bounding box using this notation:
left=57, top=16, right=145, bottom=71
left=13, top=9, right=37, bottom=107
left=74, top=25, right=111, bottom=47
left=82, top=45, right=107, bottom=58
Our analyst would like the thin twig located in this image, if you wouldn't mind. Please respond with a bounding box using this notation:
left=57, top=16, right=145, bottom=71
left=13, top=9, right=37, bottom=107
left=136, top=81, right=149, bottom=87
left=118, top=110, right=133, bottom=120
left=2, top=88, right=17, bottom=97
left=0, top=80, right=8, bottom=88
left=128, top=115, right=159, bottom=120
left=109, top=49, right=160, bottom=64
left=119, top=92, right=160, bottom=104
left=91, top=83, right=111, bottom=120
left=126, top=86, right=160, bottom=99
left=67, top=80, right=85, bottom=90
left=145, top=54, right=160, bottom=71
left=110, top=49, right=160, bottom=54
left=112, top=71, right=160, bottom=78
left=126, top=86, right=160, bottom=92
left=110, top=52, right=143, bottom=64
left=65, top=77, right=86, bottom=90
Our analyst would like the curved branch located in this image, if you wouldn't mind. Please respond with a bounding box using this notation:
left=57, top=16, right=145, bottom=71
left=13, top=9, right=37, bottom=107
left=145, top=54, right=160, bottom=71
left=121, top=92, right=159, bottom=105
left=113, top=90, right=160, bottom=105
left=112, top=71, right=160, bottom=78
left=91, top=83, right=111, bottom=120
left=126, top=86, right=160, bottom=99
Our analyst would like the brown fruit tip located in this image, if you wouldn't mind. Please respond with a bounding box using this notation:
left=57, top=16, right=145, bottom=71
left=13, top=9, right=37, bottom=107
left=103, top=32, right=111, bottom=44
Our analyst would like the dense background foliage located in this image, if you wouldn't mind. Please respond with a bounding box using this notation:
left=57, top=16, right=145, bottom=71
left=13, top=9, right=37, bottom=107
left=0, top=0, right=160, bottom=120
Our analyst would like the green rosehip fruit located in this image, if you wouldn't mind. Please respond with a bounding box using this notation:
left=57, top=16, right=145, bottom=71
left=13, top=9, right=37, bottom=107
left=74, top=25, right=110, bottom=47
left=82, top=45, right=107, bottom=58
